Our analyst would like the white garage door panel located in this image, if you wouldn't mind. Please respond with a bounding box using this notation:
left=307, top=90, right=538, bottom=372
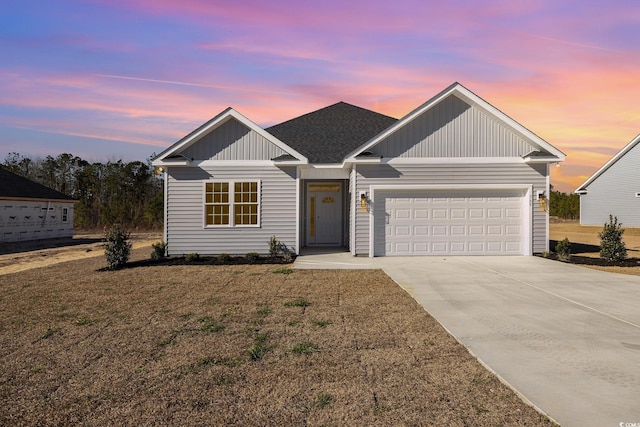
left=375, top=189, right=526, bottom=256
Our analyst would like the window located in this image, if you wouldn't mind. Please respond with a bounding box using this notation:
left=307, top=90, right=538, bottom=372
left=62, top=207, right=68, bottom=223
left=205, top=181, right=259, bottom=227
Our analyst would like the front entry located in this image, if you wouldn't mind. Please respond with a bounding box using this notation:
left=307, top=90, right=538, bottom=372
left=306, top=182, right=343, bottom=246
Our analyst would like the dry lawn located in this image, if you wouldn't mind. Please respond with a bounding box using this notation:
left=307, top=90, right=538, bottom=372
left=550, top=221, right=640, bottom=275
left=0, top=248, right=555, bottom=426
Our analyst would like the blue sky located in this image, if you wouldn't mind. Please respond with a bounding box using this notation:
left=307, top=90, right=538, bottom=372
left=2, top=0, right=640, bottom=191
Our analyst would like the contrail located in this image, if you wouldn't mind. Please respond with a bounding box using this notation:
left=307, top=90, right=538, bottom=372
left=94, top=74, right=290, bottom=94
left=94, top=74, right=234, bottom=90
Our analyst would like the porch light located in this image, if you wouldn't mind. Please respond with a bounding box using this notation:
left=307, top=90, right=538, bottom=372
left=360, top=192, right=368, bottom=210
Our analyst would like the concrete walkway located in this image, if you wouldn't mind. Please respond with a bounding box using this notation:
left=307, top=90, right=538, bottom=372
left=294, top=253, right=640, bottom=427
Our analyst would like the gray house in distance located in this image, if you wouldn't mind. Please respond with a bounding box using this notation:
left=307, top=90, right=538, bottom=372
left=0, top=167, right=75, bottom=243
left=576, top=134, right=640, bottom=226
left=152, top=83, right=565, bottom=257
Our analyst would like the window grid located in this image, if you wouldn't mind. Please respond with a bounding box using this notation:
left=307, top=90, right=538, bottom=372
left=205, top=181, right=259, bottom=227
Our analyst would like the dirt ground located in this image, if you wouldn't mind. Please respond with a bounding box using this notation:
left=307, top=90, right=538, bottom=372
left=550, top=220, right=640, bottom=275
left=0, top=232, right=161, bottom=276
left=0, top=248, right=555, bottom=426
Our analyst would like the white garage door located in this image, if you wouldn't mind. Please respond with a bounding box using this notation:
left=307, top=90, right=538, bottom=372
left=374, top=189, right=527, bottom=256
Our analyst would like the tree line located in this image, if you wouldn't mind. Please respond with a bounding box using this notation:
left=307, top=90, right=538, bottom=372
left=3, top=153, right=163, bottom=229
left=549, top=189, right=579, bottom=220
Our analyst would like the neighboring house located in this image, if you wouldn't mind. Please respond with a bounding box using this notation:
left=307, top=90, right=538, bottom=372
left=575, top=134, right=640, bottom=226
left=0, top=167, right=76, bottom=243
left=152, top=82, right=565, bottom=257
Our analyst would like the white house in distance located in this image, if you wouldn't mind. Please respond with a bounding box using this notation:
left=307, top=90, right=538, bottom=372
left=153, top=82, right=565, bottom=257
left=575, top=134, right=640, bottom=227
left=0, top=166, right=76, bottom=243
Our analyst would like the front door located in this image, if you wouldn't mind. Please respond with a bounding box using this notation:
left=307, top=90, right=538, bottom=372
left=306, top=183, right=342, bottom=246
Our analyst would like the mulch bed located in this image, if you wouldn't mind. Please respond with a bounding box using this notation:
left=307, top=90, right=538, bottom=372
left=114, top=254, right=296, bottom=270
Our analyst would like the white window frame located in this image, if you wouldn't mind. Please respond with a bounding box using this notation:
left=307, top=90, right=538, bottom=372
left=203, top=180, right=261, bottom=228
left=61, top=207, right=69, bottom=223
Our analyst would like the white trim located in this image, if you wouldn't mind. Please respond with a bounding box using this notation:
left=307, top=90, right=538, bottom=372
left=153, top=160, right=190, bottom=167
left=202, top=180, right=262, bottom=228
left=193, top=160, right=276, bottom=167
left=163, top=168, right=169, bottom=247
left=295, top=168, right=300, bottom=255
left=152, top=108, right=308, bottom=165
left=300, top=167, right=350, bottom=180
left=575, top=134, right=640, bottom=192
left=346, top=82, right=565, bottom=163
left=368, top=184, right=533, bottom=257
left=349, top=167, right=355, bottom=255
left=545, top=165, right=550, bottom=253
left=384, top=157, right=525, bottom=165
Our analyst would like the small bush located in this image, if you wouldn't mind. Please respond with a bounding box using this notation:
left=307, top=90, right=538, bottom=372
left=599, top=215, right=627, bottom=262
left=245, top=252, right=260, bottom=263
left=151, top=240, right=167, bottom=260
left=555, top=238, right=571, bottom=261
left=268, top=235, right=282, bottom=257
left=104, top=224, right=132, bottom=270
left=185, top=253, right=200, bottom=262
left=217, top=253, right=231, bottom=262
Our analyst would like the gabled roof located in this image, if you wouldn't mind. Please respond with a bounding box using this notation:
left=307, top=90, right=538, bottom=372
left=152, top=108, right=308, bottom=165
left=266, top=102, right=398, bottom=164
left=0, top=167, right=75, bottom=201
left=346, top=82, right=566, bottom=162
left=575, top=134, right=640, bottom=193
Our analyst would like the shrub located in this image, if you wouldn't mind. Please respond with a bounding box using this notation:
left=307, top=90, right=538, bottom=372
left=185, top=253, right=200, bottom=262
left=245, top=252, right=260, bottom=263
left=104, top=224, right=132, bottom=270
left=555, top=238, right=571, bottom=261
left=599, top=215, right=627, bottom=262
left=217, top=253, right=231, bottom=262
left=150, top=240, right=167, bottom=260
left=268, top=235, right=282, bottom=257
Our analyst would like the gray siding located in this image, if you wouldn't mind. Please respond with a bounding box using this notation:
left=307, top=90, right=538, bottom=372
left=166, top=165, right=297, bottom=255
left=353, top=163, right=548, bottom=255
left=373, top=96, right=538, bottom=158
left=580, top=143, right=640, bottom=226
left=180, top=118, right=286, bottom=161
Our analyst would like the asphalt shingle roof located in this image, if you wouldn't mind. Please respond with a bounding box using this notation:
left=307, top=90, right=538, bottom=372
left=0, top=167, right=75, bottom=201
left=266, top=102, right=398, bottom=163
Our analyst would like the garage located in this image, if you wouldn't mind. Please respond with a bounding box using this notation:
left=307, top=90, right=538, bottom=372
left=373, top=188, right=529, bottom=256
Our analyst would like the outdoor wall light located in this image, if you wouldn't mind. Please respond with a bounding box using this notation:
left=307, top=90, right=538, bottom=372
left=537, top=191, right=547, bottom=212
left=360, top=192, right=368, bottom=210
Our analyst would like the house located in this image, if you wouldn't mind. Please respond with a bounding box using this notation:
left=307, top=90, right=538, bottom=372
left=575, top=134, right=640, bottom=226
left=0, top=167, right=75, bottom=243
left=152, top=82, right=565, bottom=257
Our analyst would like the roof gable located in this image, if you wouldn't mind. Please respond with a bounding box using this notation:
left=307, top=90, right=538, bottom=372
left=266, top=102, right=397, bottom=164
left=346, top=83, right=566, bottom=162
left=575, top=134, right=640, bottom=192
left=0, top=167, right=75, bottom=201
left=153, top=108, right=308, bottom=165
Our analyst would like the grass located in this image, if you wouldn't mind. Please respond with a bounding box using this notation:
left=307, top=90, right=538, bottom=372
left=283, top=298, right=311, bottom=308
left=291, top=341, right=320, bottom=355
left=0, top=247, right=556, bottom=426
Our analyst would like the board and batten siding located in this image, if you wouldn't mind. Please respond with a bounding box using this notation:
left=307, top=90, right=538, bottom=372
left=352, top=162, right=548, bottom=255
left=166, top=165, right=297, bottom=255
left=580, top=143, right=640, bottom=226
left=180, top=118, right=287, bottom=161
left=373, top=96, right=538, bottom=158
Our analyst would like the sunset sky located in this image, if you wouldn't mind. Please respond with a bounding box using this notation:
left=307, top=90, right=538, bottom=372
left=2, top=0, right=639, bottom=192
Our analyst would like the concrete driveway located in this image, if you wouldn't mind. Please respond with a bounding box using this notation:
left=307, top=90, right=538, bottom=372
left=295, top=254, right=640, bottom=427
